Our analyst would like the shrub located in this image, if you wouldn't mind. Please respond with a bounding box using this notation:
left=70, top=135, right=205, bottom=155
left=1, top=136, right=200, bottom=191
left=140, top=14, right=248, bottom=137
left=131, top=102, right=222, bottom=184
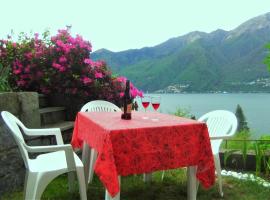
left=0, top=29, right=142, bottom=106
left=173, top=107, right=195, bottom=119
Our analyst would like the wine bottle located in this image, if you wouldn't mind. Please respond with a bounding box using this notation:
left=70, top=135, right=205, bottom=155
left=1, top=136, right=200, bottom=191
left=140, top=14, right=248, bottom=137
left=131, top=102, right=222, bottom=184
left=121, top=80, right=132, bottom=120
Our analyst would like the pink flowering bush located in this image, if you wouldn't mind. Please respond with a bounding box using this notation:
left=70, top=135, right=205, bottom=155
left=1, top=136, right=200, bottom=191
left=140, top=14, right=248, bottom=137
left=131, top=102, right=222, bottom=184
left=0, top=29, right=142, bottom=115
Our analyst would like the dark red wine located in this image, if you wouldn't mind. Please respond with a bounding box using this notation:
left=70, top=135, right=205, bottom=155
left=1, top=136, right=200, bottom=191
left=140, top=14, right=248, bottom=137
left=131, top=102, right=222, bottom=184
left=152, top=103, right=160, bottom=110
left=142, top=102, right=150, bottom=109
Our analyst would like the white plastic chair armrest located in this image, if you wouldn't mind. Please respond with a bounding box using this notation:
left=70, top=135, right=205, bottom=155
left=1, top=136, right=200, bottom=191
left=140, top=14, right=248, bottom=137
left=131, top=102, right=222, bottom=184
left=23, top=128, right=64, bottom=145
left=210, top=135, right=234, bottom=140
left=24, top=144, right=76, bottom=170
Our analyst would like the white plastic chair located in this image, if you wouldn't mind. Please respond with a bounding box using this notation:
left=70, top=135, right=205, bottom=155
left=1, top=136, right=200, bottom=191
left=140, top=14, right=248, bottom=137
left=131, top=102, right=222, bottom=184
left=198, top=110, right=238, bottom=197
left=81, top=100, right=121, bottom=113
left=1, top=111, right=87, bottom=200
left=81, top=100, right=121, bottom=184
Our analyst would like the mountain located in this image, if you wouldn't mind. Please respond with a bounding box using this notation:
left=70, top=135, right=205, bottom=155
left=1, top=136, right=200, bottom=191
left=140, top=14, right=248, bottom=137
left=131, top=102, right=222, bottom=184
left=92, top=12, right=270, bottom=92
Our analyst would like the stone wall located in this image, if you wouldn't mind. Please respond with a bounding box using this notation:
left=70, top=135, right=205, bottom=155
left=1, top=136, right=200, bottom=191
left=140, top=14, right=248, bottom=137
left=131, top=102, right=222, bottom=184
left=0, top=92, right=41, bottom=194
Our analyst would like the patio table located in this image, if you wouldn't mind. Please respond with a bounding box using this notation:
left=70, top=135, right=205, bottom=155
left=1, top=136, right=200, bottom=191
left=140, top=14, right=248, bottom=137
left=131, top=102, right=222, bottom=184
left=71, top=111, right=215, bottom=200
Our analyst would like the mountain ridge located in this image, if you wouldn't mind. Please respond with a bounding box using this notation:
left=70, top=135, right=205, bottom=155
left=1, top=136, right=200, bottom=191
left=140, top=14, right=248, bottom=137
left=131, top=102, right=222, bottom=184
left=92, top=12, right=270, bottom=92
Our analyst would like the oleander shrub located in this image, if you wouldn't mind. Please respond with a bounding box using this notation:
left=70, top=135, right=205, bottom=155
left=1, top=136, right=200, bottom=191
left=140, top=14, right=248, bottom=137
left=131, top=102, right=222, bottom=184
left=0, top=29, right=142, bottom=105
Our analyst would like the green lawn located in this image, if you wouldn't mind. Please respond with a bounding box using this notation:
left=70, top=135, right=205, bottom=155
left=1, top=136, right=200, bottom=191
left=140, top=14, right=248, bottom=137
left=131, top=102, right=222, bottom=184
left=2, top=169, right=270, bottom=200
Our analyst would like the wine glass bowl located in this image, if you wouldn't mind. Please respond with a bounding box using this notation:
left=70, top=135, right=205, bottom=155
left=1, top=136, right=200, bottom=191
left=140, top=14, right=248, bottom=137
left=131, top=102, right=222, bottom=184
left=142, top=101, right=150, bottom=110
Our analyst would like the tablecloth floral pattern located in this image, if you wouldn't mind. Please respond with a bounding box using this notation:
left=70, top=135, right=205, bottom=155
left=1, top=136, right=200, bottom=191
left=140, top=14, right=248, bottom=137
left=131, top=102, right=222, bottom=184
left=71, top=112, right=215, bottom=197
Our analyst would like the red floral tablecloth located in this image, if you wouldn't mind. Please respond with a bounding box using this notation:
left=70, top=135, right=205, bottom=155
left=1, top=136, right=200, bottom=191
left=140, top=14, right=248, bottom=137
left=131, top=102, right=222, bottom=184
left=71, top=111, right=215, bottom=197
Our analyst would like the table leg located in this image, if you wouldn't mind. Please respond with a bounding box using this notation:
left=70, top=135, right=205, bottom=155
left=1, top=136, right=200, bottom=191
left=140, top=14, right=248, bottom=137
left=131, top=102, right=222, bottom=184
left=105, top=176, right=121, bottom=200
left=187, top=166, right=197, bottom=200
left=143, top=173, right=152, bottom=182
left=88, top=148, right=98, bottom=183
left=82, top=141, right=91, bottom=184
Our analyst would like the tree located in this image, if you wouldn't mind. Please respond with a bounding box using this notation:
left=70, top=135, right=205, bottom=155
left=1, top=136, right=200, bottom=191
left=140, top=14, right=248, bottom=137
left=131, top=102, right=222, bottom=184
left=235, top=104, right=249, bottom=132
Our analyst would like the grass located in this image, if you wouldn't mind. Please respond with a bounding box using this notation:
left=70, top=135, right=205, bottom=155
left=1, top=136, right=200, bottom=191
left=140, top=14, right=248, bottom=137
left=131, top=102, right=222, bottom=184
left=2, top=169, right=270, bottom=200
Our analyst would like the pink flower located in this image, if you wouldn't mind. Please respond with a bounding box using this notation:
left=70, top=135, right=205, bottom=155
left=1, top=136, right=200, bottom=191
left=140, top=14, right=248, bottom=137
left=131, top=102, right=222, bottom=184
left=51, top=36, right=57, bottom=42
left=59, top=66, right=66, bottom=72
left=62, top=44, right=71, bottom=53
left=84, top=58, right=93, bottom=65
left=12, top=42, right=17, bottom=48
left=52, top=62, right=62, bottom=71
left=14, top=60, right=23, bottom=68
left=93, top=60, right=104, bottom=68
left=82, top=77, right=92, bottom=85
left=130, top=88, right=137, bottom=98
left=68, top=37, right=76, bottom=44
left=35, top=50, right=43, bottom=57
left=95, top=72, right=103, bottom=79
left=130, top=87, right=143, bottom=98
left=20, top=74, right=30, bottom=79
left=59, top=56, right=67, bottom=63
left=137, top=91, right=143, bottom=97
left=56, top=40, right=64, bottom=47
left=58, top=29, right=68, bottom=35
left=34, top=33, right=39, bottom=40
left=24, top=52, right=32, bottom=59
left=116, top=76, right=127, bottom=83
left=13, top=69, right=21, bottom=74
left=17, top=80, right=26, bottom=86
left=119, top=92, right=124, bottom=97
left=24, top=66, right=31, bottom=73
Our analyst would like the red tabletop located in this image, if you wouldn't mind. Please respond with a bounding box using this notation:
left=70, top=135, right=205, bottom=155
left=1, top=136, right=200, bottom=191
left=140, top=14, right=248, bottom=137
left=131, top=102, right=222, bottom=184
left=71, top=111, right=215, bottom=197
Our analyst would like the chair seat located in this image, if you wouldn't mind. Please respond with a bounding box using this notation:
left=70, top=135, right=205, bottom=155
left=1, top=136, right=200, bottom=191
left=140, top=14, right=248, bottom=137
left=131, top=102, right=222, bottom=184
left=29, top=151, right=83, bottom=172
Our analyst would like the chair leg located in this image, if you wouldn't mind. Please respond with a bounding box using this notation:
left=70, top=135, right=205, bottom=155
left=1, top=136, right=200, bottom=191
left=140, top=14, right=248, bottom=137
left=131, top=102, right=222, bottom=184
left=68, top=171, right=76, bottom=192
left=196, top=178, right=199, bottom=194
left=76, top=167, right=88, bottom=200
left=24, top=171, right=39, bottom=200
left=82, top=141, right=91, bottom=184
left=143, top=173, right=152, bottom=182
left=214, top=154, right=223, bottom=197
left=23, top=171, right=29, bottom=200
left=88, top=149, right=98, bottom=183
left=35, top=172, right=62, bottom=200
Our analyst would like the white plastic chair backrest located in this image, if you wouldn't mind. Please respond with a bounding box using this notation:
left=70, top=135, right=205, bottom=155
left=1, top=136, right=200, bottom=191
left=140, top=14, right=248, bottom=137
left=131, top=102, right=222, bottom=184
left=198, top=110, right=238, bottom=154
left=81, top=100, right=121, bottom=112
left=1, top=111, right=30, bottom=169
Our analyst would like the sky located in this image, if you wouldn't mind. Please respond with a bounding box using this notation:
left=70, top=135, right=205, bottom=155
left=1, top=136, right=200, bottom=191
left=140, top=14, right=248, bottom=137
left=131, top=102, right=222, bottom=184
left=1, top=0, right=270, bottom=52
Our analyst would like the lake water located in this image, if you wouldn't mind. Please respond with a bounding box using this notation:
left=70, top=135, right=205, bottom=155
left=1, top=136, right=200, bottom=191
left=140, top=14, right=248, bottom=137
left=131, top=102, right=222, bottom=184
left=136, top=93, right=270, bottom=138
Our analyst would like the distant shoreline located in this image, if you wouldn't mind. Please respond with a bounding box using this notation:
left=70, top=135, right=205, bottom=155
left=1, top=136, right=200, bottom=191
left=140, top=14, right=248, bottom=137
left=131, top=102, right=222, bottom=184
left=151, top=91, right=270, bottom=94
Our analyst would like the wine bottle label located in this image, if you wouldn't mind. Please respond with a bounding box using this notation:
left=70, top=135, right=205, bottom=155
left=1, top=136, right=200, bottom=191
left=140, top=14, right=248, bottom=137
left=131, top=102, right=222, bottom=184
left=127, top=104, right=132, bottom=114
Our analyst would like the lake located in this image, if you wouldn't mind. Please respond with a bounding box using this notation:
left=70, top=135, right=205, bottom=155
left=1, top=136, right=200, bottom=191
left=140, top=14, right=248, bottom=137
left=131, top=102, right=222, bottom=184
left=136, top=93, right=270, bottom=138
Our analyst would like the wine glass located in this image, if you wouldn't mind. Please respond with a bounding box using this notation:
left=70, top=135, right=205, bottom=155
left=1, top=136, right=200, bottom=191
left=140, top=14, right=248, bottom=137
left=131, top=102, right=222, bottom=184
left=151, top=96, right=161, bottom=111
left=151, top=96, right=161, bottom=121
left=141, top=96, right=151, bottom=112
left=141, top=96, right=151, bottom=119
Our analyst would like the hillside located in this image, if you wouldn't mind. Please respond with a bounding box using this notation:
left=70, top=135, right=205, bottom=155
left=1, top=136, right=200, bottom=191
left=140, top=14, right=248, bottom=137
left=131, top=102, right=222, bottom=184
left=92, top=12, right=270, bottom=92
